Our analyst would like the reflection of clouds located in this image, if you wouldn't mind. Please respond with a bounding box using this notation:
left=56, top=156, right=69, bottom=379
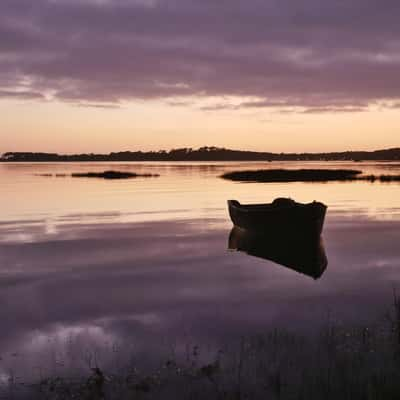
left=0, top=232, right=35, bottom=243
left=25, top=324, right=116, bottom=353
left=97, top=313, right=161, bottom=326
left=0, top=373, right=9, bottom=385
left=44, top=218, right=58, bottom=235
left=0, top=324, right=119, bottom=381
left=0, top=216, right=399, bottom=379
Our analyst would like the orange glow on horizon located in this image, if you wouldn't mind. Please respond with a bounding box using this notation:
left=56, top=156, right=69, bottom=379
left=1, top=98, right=399, bottom=154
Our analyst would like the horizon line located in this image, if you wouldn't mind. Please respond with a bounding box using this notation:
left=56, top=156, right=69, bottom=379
left=2, top=145, right=400, bottom=158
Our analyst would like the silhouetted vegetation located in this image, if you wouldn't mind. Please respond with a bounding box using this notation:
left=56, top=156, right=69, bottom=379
left=5, top=294, right=400, bottom=399
left=71, top=171, right=159, bottom=179
left=222, top=169, right=362, bottom=182
left=1, top=146, right=400, bottom=162
left=361, top=174, right=400, bottom=182
left=222, top=169, right=400, bottom=183
left=35, top=171, right=159, bottom=179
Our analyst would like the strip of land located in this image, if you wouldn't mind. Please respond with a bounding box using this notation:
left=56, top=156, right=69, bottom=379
left=1, top=146, right=400, bottom=162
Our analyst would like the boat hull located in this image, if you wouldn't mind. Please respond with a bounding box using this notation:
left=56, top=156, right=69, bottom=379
left=227, top=199, right=327, bottom=238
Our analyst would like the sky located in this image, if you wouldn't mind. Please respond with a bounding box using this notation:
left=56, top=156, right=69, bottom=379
left=1, top=0, right=399, bottom=153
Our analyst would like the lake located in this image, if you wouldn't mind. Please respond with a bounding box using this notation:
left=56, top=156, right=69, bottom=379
left=1, top=161, right=400, bottom=381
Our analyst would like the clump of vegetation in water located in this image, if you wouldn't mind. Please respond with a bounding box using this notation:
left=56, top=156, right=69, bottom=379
left=36, top=171, right=160, bottom=179
left=360, top=174, right=400, bottom=182
left=71, top=171, right=159, bottom=179
left=221, top=169, right=362, bottom=182
left=5, top=295, right=400, bottom=399
left=222, top=169, right=400, bottom=183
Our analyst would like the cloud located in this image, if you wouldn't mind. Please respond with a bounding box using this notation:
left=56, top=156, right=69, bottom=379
left=1, top=0, right=400, bottom=109
left=0, top=90, right=45, bottom=100
left=200, top=98, right=369, bottom=113
left=75, top=102, right=121, bottom=109
left=300, top=106, right=366, bottom=114
left=166, top=100, right=194, bottom=107
left=200, top=103, right=239, bottom=111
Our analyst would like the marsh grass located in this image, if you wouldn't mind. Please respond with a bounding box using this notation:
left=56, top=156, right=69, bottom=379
left=71, top=171, right=159, bottom=180
left=35, top=171, right=159, bottom=180
left=221, top=169, right=400, bottom=183
left=4, top=297, right=400, bottom=399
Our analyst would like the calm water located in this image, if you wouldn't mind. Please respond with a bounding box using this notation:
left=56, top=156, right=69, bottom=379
left=1, top=161, right=400, bottom=380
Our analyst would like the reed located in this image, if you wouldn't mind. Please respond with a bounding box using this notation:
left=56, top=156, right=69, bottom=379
left=221, top=169, right=362, bottom=182
left=222, top=169, right=400, bottom=183
left=5, top=297, right=400, bottom=399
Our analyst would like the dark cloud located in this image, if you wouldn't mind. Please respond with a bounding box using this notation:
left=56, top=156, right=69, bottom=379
left=1, top=0, right=400, bottom=109
left=0, top=90, right=45, bottom=100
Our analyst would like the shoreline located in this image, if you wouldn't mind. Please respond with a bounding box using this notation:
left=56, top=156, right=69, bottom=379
left=1, top=147, right=400, bottom=163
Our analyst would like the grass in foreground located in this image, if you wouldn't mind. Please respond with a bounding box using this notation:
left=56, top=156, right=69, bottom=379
left=5, top=295, right=400, bottom=399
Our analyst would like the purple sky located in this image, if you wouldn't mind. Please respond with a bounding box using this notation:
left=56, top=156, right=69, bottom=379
left=1, top=0, right=400, bottom=110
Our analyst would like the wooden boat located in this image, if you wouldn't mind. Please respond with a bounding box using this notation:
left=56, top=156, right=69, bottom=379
left=228, top=226, right=328, bottom=279
left=227, top=198, right=327, bottom=237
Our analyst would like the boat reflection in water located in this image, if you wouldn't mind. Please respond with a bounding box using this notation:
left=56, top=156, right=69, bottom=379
left=228, top=226, right=328, bottom=279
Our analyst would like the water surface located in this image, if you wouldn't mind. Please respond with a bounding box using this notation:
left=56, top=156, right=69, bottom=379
left=1, top=161, right=400, bottom=380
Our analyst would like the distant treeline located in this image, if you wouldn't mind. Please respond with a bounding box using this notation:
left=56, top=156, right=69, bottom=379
left=1, top=146, right=400, bottom=162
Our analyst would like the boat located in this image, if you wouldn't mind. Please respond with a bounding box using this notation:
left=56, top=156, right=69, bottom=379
left=227, top=198, right=327, bottom=237
left=228, top=226, right=328, bottom=279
